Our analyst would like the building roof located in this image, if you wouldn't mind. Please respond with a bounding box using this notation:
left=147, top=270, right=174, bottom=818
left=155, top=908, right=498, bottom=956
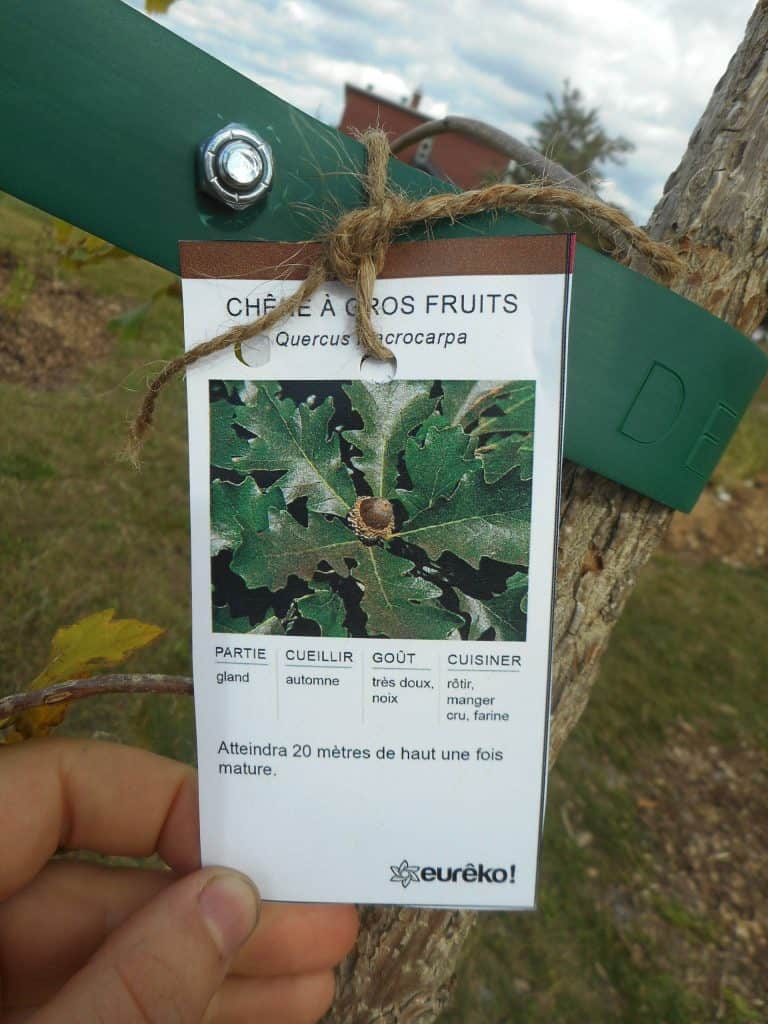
left=339, top=84, right=511, bottom=191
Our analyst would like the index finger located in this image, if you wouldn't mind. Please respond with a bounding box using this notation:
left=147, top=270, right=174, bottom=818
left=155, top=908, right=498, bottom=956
left=0, top=738, right=200, bottom=899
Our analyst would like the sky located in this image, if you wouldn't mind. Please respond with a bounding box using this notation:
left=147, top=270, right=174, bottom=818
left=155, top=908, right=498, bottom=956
left=124, top=0, right=756, bottom=221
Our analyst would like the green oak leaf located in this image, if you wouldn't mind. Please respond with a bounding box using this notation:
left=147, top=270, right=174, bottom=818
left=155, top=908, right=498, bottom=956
left=229, top=380, right=259, bottom=403
left=396, top=424, right=475, bottom=516
left=352, top=545, right=463, bottom=640
left=229, top=509, right=461, bottom=639
left=517, top=434, right=534, bottom=481
left=459, top=572, right=529, bottom=641
left=211, top=478, right=285, bottom=556
left=231, top=509, right=358, bottom=591
left=213, top=606, right=252, bottom=633
left=217, top=381, right=255, bottom=402
left=251, top=614, right=287, bottom=635
left=398, top=467, right=531, bottom=569
left=412, top=412, right=450, bottom=442
left=212, top=605, right=285, bottom=634
left=440, top=381, right=505, bottom=427
left=475, top=381, right=535, bottom=435
left=210, top=399, right=256, bottom=473
left=342, top=381, right=438, bottom=498
left=476, top=434, right=523, bottom=485
left=213, top=384, right=356, bottom=515
left=470, top=382, right=535, bottom=483
left=476, top=430, right=534, bottom=484
left=213, top=378, right=535, bottom=640
left=294, top=583, right=348, bottom=637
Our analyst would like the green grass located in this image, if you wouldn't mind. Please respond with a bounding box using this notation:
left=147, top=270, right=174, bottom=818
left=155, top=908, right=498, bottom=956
left=582, top=556, right=768, bottom=752
left=0, top=193, right=193, bottom=760
left=713, top=377, right=768, bottom=487
left=0, top=451, right=56, bottom=480
left=1, top=193, right=766, bottom=1022
left=441, top=555, right=768, bottom=1024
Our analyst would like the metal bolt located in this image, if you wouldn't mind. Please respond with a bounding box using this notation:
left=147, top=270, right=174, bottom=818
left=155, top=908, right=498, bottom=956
left=198, top=124, right=273, bottom=210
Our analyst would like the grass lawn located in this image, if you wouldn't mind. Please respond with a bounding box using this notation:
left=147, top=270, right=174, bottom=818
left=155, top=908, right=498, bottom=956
left=0, top=193, right=193, bottom=760
left=441, top=555, right=767, bottom=1024
left=1, top=194, right=765, bottom=1022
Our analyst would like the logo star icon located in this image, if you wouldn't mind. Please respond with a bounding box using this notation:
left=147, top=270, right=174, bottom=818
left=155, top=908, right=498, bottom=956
left=390, top=859, right=420, bottom=888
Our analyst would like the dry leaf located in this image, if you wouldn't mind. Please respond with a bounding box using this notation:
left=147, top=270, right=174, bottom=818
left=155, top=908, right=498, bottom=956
left=8, top=609, right=164, bottom=738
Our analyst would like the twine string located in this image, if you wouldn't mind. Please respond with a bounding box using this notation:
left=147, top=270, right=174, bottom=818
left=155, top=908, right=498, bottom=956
left=128, top=129, right=684, bottom=463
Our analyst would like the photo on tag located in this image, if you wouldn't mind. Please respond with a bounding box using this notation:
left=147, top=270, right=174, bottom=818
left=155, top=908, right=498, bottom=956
left=209, top=378, right=535, bottom=643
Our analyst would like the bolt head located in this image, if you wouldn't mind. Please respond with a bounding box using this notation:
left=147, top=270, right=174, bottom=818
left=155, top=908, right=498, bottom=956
left=218, top=141, right=264, bottom=189
left=198, top=124, right=274, bottom=211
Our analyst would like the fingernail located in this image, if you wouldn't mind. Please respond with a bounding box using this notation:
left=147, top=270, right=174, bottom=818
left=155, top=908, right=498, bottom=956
left=198, top=872, right=260, bottom=958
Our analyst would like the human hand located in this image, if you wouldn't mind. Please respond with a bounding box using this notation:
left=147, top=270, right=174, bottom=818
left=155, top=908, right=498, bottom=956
left=0, top=738, right=358, bottom=1022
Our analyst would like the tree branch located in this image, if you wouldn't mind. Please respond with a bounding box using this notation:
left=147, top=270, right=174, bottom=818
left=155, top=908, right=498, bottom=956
left=389, top=115, right=596, bottom=196
left=0, top=674, right=193, bottom=721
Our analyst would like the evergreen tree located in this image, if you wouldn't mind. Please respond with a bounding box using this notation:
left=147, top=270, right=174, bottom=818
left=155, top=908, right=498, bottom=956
left=530, top=79, right=635, bottom=189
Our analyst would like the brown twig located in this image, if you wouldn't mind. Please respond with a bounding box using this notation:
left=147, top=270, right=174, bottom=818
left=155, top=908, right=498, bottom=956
left=0, top=674, right=193, bottom=722
left=389, top=115, right=597, bottom=197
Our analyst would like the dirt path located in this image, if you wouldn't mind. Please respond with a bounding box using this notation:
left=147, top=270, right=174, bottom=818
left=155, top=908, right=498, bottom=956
left=664, top=482, right=768, bottom=569
left=0, top=250, right=120, bottom=388
left=622, top=719, right=768, bottom=1020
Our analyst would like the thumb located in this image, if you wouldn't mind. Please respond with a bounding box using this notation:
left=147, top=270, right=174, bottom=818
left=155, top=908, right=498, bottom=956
left=32, top=868, right=260, bottom=1024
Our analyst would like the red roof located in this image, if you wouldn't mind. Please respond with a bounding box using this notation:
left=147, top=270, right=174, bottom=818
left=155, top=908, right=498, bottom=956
left=339, top=84, right=510, bottom=191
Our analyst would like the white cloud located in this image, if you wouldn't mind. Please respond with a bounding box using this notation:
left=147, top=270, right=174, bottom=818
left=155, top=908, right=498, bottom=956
left=123, top=0, right=754, bottom=220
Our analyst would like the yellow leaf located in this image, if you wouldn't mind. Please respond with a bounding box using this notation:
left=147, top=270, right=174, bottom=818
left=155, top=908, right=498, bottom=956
left=52, top=218, right=77, bottom=246
left=51, top=221, right=122, bottom=266
left=13, top=610, right=164, bottom=738
left=145, top=0, right=177, bottom=12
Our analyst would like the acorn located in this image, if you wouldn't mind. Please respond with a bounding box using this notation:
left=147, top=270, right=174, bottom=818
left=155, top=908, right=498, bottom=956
left=348, top=496, right=395, bottom=542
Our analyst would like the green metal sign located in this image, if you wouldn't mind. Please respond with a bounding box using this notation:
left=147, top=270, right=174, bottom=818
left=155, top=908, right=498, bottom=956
left=0, top=0, right=764, bottom=510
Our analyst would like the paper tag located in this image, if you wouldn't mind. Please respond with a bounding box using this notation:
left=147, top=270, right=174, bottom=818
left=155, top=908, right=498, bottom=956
left=182, top=234, right=572, bottom=910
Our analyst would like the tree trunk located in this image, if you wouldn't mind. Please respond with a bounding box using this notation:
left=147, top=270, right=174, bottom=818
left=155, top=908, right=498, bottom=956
left=328, top=4, right=768, bottom=1020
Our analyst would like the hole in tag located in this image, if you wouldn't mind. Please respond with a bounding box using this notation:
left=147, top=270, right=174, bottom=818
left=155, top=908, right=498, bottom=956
left=235, top=335, right=271, bottom=369
left=360, top=355, right=397, bottom=382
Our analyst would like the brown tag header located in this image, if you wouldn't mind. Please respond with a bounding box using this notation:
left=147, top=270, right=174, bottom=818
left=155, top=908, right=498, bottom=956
left=179, top=234, right=574, bottom=281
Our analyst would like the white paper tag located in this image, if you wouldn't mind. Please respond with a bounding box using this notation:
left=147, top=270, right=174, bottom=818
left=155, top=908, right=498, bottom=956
left=182, top=235, right=572, bottom=909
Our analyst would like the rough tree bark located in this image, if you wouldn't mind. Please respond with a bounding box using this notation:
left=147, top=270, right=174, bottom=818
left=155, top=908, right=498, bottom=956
left=327, top=3, right=768, bottom=1021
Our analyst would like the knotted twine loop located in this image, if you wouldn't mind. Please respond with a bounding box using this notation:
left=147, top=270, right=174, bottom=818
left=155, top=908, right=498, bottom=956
left=127, top=129, right=685, bottom=465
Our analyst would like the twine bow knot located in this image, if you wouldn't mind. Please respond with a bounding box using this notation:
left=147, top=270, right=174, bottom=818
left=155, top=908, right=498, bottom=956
left=325, top=135, right=405, bottom=360
left=128, top=129, right=684, bottom=463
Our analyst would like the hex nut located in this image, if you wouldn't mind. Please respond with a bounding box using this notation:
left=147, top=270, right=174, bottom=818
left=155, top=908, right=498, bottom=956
left=198, top=124, right=274, bottom=210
